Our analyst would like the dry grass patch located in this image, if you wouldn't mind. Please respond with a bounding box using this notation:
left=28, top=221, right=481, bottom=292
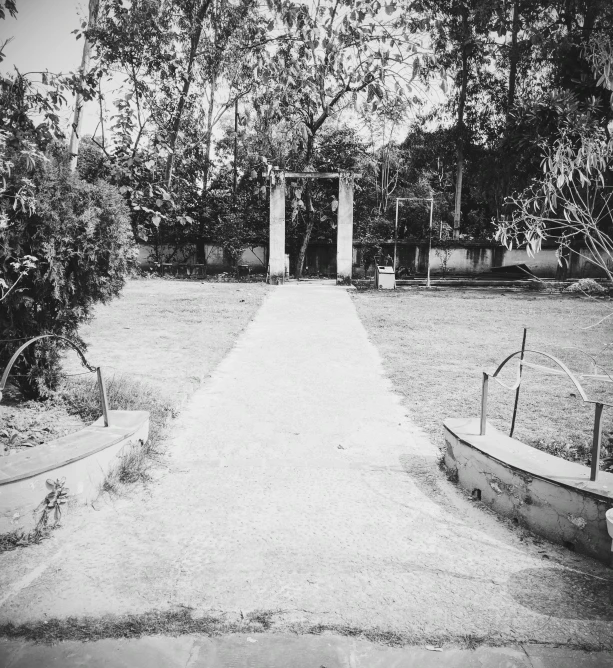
left=63, top=278, right=271, bottom=405
left=58, top=278, right=270, bottom=491
left=352, top=289, right=613, bottom=464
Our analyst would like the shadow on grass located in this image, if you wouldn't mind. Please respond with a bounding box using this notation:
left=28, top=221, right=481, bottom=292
left=507, top=567, right=613, bottom=621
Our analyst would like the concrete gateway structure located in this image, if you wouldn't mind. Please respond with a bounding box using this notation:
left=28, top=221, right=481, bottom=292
left=268, top=169, right=357, bottom=285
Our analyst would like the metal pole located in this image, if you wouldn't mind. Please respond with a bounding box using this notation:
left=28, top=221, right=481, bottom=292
left=509, top=327, right=527, bottom=438
left=394, top=199, right=399, bottom=270
left=480, top=373, right=489, bottom=435
left=97, top=367, right=110, bottom=427
left=427, top=196, right=433, bottom=288
left=590, top=402, right=604, bottom=482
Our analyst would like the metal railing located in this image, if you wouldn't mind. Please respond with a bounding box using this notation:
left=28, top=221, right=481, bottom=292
left=480, top=349, right=613, bottom=482
left=0, top=335, right=110, bottom=427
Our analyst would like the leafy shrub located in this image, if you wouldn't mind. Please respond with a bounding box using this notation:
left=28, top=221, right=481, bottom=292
left=0, top=152, right=134, bottom=397
left=563, top=278, right=606, bottom=294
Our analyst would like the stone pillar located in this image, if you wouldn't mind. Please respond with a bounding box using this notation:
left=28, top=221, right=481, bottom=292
left=336, top=172, right=354, bottom=285
left=268, top=170, right=286, bottom=284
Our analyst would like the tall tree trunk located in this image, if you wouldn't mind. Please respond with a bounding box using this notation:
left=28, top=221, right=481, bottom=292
left=500, top=0, right=521, bottom=214
left=196, top=72, right=217, bottom=263
left=453, top=143, right=464, bottom=239
left=164, top=0, right=212, bottom=188
left=296, top=131, right=316, bottom=279
left=453, top=10, right=470, bottom=240
left=506, top=0, right=520, bottom=118
left=202, top=74, right=217, bottom=189
left=69, top=0, right=100, bottom=172
left=233, top=97, right=239, bottom=198
left=296, top=198, right=315, bottom=279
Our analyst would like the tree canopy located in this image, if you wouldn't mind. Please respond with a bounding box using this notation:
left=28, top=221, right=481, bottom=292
left=1, top=0, right=612, bottom=287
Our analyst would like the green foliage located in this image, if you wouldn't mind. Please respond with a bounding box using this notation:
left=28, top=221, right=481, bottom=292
left=400, top=1, right=613, bottom=238
left=496, top=115, right=613, bottom=278
left=260, top=0, right=427, bottom=139
left=0, top=0, right=16, bottom=24
left=0, top=152, right=134, bottom=397
left=85, top=0, right=268, bottom=258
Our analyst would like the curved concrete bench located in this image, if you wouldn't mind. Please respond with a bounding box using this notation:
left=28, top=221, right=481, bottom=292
left=444, top=417, right=613, bottom=566
left=0, top=410, right=149, bottom=533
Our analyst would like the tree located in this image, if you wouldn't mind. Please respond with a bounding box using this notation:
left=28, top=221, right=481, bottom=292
left=255, top=0, right=428, bottom=276
left=87, top=0, right=267, bottom=260
left=68, top=0, right=101, bottom=172
left=496, top=118, right=613, bottom=279
left=496, top=42, right=613, bottom=279
left=413, top=0, right=497, bottom=238
left=0, top=4, right=133, bottom=397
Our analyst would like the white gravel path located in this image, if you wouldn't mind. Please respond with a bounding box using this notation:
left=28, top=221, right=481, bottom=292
left=1, top=283, right=612, bottom=647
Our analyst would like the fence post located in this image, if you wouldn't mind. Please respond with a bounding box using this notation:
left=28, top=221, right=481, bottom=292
left=590, top=402, right=603, bottom=482
left=510, top=327, right=527, bottom=437
left=480, top=373, right=489, bottom=435
left=97, top=367, right=110, bottom=427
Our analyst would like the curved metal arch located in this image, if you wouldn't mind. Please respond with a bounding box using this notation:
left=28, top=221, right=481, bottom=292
left=488, top=349, right=589, bottom=402
left=0, top=335, right=96, bottom=393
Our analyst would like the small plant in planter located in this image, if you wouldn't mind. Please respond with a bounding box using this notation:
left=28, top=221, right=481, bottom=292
left=0, top=429, right=37, bottom=454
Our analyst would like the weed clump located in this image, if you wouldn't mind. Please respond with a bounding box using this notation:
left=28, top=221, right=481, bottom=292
left=564, top=278, right=606, bottom=295
left=60, top=373, right=176, bottom=490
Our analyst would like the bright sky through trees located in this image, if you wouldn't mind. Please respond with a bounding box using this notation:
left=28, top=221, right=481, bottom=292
left=1, top=0, right=99, bottom=135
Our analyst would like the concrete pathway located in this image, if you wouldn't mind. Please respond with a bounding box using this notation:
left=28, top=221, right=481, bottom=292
left=1, top=635, right=612, bottom=668
left=0, top=283, right=612, bottom=651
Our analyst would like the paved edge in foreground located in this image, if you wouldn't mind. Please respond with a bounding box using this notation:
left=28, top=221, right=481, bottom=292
left=1, top=634, right=612, bottom=668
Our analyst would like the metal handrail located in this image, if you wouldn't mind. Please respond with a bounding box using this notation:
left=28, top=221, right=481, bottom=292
left=480, top=349, right=611, bottom=482
left=0, top=335, right=110, bottom=426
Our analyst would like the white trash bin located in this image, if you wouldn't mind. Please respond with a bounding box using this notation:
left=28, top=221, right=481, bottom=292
left=375, top=265, right=395, bottom=290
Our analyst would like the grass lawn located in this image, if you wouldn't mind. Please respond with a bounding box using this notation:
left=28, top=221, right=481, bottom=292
left=352, top=288, right=613, bottom=465
left=63, top=278, right=270, bottom=406
left=62, top=277, right=271, bottom=485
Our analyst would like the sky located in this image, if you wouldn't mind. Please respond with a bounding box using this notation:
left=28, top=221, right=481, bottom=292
left=1, top=0, right=100, bottom=135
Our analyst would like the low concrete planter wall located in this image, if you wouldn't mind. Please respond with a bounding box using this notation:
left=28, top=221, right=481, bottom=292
left=0, top=410, right=149, bottom=533
left=444, top=417, right=613, bottom=566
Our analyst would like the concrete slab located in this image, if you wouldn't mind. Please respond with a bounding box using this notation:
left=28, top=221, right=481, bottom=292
left=523, top=644, right=613, bottom=668
left=1, top=635, right=612, bottom=668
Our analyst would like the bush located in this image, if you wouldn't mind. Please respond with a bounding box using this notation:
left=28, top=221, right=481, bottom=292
left=563, top=278, right=606, bottom=295
left=0, top=152, right=134, bottom=398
